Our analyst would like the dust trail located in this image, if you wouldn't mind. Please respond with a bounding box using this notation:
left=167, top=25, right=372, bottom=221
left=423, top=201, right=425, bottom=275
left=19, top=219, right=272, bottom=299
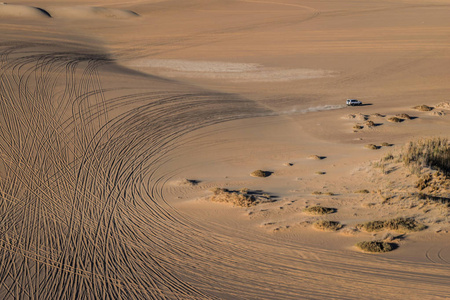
left=271, top=104, right=346, bottom=116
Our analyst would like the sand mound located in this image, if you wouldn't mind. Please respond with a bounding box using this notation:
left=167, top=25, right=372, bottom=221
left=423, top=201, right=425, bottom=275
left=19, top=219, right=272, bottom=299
left=431, top=110, right=445, bottom=116
left=435, top=102, right=450, bottom=110
left=413, top=104, right=433, bottom=111
left=0, top=3, right=51, bottom=18
left=49, top=6, right=139, bottom=19
left=343, top=113, right=368, bottom=121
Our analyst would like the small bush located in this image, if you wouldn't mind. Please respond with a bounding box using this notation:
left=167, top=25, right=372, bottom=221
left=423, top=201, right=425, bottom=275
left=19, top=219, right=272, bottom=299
left=315, top=171, right=326, bottom=175
left=356, top=241, right=394, bottom=253
left=396, top=113, right=412, bottom=119
left=209, top=188, right=271, bottom=207
left=303, top=206, right=336, bottom=215
left=365, top=144, right=379, bottom=150
left=250, top=170, right=271, bottom=177
left=355, top=189, right=370, bottom=194
left=384, top=217, right=427, bottom=232
left=388, top=117, right=403, bottom=123
left=353, top=124, right=363, bottom=130
left=311, top=191, right=322, bottom=195
left=381, top=142, right=393, bottom=147
left=314, top=220, right=343, bottom=231
left=358, top=217, right=426, bottom=232
left=366, top=120, right=375, bottom=127
left=359, top=220, right=385, bottom=232
left=413, top=105, right=433, bottom=111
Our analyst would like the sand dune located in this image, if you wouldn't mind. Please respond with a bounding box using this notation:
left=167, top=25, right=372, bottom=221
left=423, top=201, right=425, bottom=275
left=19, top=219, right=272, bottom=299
left=1, top=0, right=450, bottom=299
left=130, top=59, right=334, bottom=82
left=48, top=6, right=139, bottom=19
left=0, top=3, right=51, bottom=18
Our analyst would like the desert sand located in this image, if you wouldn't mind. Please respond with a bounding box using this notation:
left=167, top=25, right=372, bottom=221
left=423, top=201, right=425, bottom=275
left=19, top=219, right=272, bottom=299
left=0, top=0, right=449, bottom=299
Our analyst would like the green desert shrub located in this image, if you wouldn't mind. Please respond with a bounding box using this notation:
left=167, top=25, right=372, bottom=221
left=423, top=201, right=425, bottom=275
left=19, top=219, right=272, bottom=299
left=356, top=241, right=394, bottom=253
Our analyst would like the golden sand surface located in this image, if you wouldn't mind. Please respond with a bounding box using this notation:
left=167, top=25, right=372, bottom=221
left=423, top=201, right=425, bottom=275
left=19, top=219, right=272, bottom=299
left=0, top=0, right=449, bottom=298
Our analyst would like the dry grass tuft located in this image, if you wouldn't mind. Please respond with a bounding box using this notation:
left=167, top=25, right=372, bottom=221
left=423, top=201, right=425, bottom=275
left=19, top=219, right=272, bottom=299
left=250, top=170, right=271, bottom=177
left=209, top=188, right=271, bottom=207
left=403, top=138, right=450, bottom=176
left=356, top=241, right=394, bottom=253
left=365, top=120, right=375, bottom=127
left=314, top=220, right=343, bottom=231
left=365, top=144, right=379, bottom=150
left=303, top=206, right=336, bottom=215
left=371, top=113, right=385, bottom=117
left=381, top=142, right=393, bottom=147
left=387, top=117, right=403, bottom=123
left=358, top=217, right=426, bottom=232
left=355, top=189, right=370, bottom=194
left=413, top=105, right=433, bottom=111
left=315, top=171, right=326, bottom=175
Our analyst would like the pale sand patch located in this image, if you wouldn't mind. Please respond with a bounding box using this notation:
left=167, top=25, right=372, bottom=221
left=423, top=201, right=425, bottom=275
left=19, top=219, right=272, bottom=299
left=129, top=59, right=335, bottom=82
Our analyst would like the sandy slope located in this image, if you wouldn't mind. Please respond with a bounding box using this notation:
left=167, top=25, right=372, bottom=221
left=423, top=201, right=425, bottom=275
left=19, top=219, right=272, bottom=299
left=0, top=0, right=449, bottom=299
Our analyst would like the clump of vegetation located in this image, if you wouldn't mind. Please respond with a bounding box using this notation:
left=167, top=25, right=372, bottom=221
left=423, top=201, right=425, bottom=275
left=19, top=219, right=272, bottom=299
left=303, top=206, right=336, bottom=215
left=413, top=105, right=433, bottom=111
left=358, top=217, right=426, bottom=232
left=314, top=220, right=343, bottom=231
left=366, top=120, right=375, bottom=127
left=402, top=138, right=450, bottom=176
left=355, top=189, right=370, bottom=194
left=353, top=124, right=363, bottom=130
left=381, top=142, right=393, bottom=147
left=312, top=191, right=334, bottom=195
left=396, top=113, right=412, bottom=119
left=315, top=171, right=326, bottom=175
left=387, top=117, right=403, bottom=123
left=209, top=188, right=271, bottom=207
left=356, top=241, right=394, bottom=253
left=250, top=170, right=272, bottom=177
left=365, top=144, right=379, bottom=150
left=372, top=113, right=385, bottom=117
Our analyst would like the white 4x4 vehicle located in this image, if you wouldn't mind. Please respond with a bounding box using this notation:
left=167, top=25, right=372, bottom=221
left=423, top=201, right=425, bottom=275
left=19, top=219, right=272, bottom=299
left=346, top=99, right=362, bottom=106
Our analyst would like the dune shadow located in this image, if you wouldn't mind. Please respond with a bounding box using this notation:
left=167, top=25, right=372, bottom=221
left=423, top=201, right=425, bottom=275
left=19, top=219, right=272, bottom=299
left=33, top=7, right=52, bottom=17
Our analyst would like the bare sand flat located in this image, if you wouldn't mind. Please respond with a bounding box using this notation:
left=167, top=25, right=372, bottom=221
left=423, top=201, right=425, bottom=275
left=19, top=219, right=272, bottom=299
left=0, top=0, right=450, bottom=299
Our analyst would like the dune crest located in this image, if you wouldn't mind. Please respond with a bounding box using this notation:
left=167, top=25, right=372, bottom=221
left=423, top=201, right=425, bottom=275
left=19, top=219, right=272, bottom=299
left=48, top=6, right=139, bottom=19
left=0, top=3, right=51, bottom=18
